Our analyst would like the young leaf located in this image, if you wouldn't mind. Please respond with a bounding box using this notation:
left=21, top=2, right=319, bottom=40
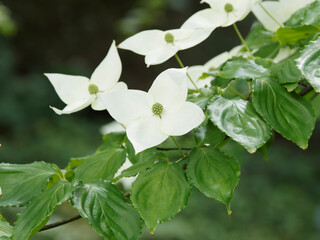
left=0, top=162, right=59, bottom=207
left=276, top=25, right=319, bottom=46
left=13, top=181, right=74, bottom=240
left=186, top=147, right=240, bottom=214
left=187, top=88, right=215, bottom=109
left=285, top=1, right=320, bottom=28
left=131, top=161, right=191, bottom=234
left=207, top=96, right=272, bottom=153
left=0, top=215, right=12, bottom=238
left=218, top=57, right=271, bottom=80
left=252, top=78, right=315, bottom=149
left=296, top=37, right=320, bottom=92
left=74, top=146, right=126, bottom=183
left=271, top=52, right=302, bottom=84
left=98, top=132, right=126, bottom=151
left=72, top=181, right=141, bottom=240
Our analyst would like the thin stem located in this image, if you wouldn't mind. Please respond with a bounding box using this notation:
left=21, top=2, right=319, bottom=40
left=259, top=3, right=284, bottom=28
left=170, top=136, right=185, bottom=158
left=232, top=23, right=254, bottom=59
left=40, top=215, right=82, bottom=232
left=174, top=54, right=199, bottom=90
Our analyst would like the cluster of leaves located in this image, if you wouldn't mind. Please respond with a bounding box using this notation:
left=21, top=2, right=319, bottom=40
left=2, top=1, right=320, bottom=240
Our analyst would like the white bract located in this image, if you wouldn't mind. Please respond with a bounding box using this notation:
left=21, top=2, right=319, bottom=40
left=99, top=68, right=205, bottom=153
left=187, top=45, right=245, bottom=89
left=183, top=0, right=261, bottom=29
left=118, top=28, right=213, bottom=67
left=252, top=0, right=315, bottom=32
left=45, top=41, right=127, bottom=115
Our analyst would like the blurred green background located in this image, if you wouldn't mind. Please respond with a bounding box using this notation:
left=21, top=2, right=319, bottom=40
left=0, top=0, right=319, bottom=239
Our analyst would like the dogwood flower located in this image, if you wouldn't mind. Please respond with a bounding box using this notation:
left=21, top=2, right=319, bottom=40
left=182, top=0, right=261, bottom=29
left=118, top=28, right=213, bottom=67
left=252, top=0, right=314, bottom=32
left=99, top=68, right=205, bottom=153
left=187, top=45, right=245, bottom=89
left=45, top=41, right=127, bottom=115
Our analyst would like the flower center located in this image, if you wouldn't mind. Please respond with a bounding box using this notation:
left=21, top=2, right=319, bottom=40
left=224, top=3, right=234, bottom=13
left=164, top=33, right=174, bottom=43
left=152, top=103, right=163, bottom=116
left=88, top=84, right=99, bottom=95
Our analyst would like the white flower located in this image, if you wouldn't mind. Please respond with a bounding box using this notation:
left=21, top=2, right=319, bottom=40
left=100, top=121, right=125, bottom=135
left=187, top=45, right=245, bottom=89
left=98, top=68, right=205, bottom=153
left=45, top=41, right=127, bottom=115
left=118, top=28, right=213, bottom=67
left=182, top=0, right=261, bottom=29
left=252, top=0, right=314, bottom=32
left=273, top=47, right=297, bottom=63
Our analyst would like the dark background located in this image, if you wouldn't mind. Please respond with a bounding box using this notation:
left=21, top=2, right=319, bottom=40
left=0, top=0, right=319, bottom=239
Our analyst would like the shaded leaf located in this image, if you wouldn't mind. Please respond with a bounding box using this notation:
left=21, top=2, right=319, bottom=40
left=0, top=215, right=12, bottom=238
left=186, top=147, right=240, bottom=214
left=187, top=88, right=215, bottom=109
left=276, top=25, right=319, bottom=46
left=252, top=78, right=315, bottom=149
left=207, top=96, right=272, bottom=153
left=131, top=161, right=190, bottom=233
left=13, top=181, right=74, bottom=240
left=193, top=119, right=226, bottom=147
left=72, top=181, right=141, bottom=240
left=0, top=162, right=58, bottom=207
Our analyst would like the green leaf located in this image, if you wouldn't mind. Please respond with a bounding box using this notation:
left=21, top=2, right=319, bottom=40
left=186, top=147, right=240, bottom=214
left=131, top=161, right=190, bottom=233
left=218, top=57, right=271, bottom=80
left=72, top=181, right=141, bottom=240
left=271, top=52, right=302, bottom=84
left=252, top=78, right=315, bottom=149
left=207, top=96, right=272, bottom=153
left=275, top=25, right=319, bottom=46
left=98, top=132, right=126, bottom=151
left=187, top=88, right=215, bottom=109
left=283, top=82, right=299, bottom=92
left=246, top=23, right=280, bottom=58
left=0, top=162, right=59, bottom=207
left=0, top=216, right=12, bottom=238
left=74, top=146, right=126, bottom=182
left=193, top=119, right=226, bottom=147
left=285, top=1, right=320, bottom=28
left=118, top=150, right=167, bottom=179
left=296, top=37, right=320, bottom=92
left=13, top=181, right=74, bottom=240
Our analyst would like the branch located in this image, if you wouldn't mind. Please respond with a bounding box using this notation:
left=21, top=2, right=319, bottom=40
left=40, top=215, right=82, bottom=232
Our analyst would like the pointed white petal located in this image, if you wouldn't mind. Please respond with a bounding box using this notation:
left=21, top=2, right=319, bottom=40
left=161, top=102, right=205, bottom=136
left=100, top=121, right=125, bottom=135
left=50, top=96, right=95, bottom=115
left=170, top=28, right=213, bottom=50
left=148, top=68, right=188, bottom=111
left=112, top=81, right=128, bottom=91
left=145, top=45, right=178, bottom=66
left=181, top=9, right=226, bottom=29
left=127, top=116, right=168, bottom=154
left=204, top=51, right=230, bottom=69
left=45, top=73, right=89, bottom=105
left=252, top=2, right=284, bottom=32
left=98, top=90, right=153, bottom=126
left=118, top=30, right=165, bottom=55
left=90, top=41, right=122, bottom=91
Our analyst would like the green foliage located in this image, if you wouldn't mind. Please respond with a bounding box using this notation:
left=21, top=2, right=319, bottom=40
left=131, top=161, right=190, bottom=233
left=285, top=1, right=320, bottom=27
left=275, top=25, right=319, bottom=46
left=0, top=162, right=59, bottom=207
left=296, top=36, right=320, bottom=92
left=0, top=215, right=12, bottom=238
left=72, top=181, right=142, bottom=240
left=186, top=147, right=240, bottom=214
left=13, top=181, right=74, bottom=240
left=207, top=96, right=272, bottom=153
left=193, top=120, right=226, bottom=147
left=252, top=78, right=315, bottom=149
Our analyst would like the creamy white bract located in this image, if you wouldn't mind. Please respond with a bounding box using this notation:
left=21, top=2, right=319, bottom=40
left=45, top=41, right=127, bottom=115
left=99, top=68, right=205, bottom=153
